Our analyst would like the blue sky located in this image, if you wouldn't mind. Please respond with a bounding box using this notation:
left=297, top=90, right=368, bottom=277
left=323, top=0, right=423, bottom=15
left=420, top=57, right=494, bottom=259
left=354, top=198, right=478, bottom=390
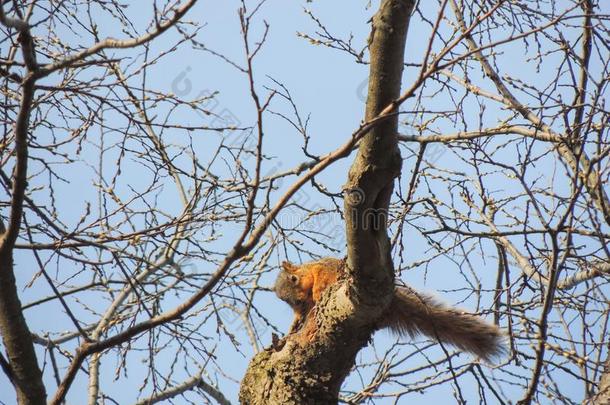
left=1, top=0, right=603, bottom=404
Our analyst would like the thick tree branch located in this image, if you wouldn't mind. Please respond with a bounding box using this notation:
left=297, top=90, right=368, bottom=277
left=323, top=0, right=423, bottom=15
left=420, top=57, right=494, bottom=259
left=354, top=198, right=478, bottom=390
left=590, top=356, right=610, bottom=404
left=0, top=5, right=47, bottom=404
left=344, top=0, right=410, bottom=292
left=239, top=1, right=414, bottom=403
left=398, top=124, right=562, bottom=144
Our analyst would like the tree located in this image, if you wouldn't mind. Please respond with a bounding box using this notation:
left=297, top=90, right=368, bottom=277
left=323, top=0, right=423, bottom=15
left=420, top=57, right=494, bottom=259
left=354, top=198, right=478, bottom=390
left=0, top=0, right=608, bottom=404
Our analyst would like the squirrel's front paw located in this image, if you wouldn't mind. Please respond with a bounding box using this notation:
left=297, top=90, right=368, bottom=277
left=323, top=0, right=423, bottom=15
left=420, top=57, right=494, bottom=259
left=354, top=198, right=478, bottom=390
left=271, top=333, right=286, bottom=351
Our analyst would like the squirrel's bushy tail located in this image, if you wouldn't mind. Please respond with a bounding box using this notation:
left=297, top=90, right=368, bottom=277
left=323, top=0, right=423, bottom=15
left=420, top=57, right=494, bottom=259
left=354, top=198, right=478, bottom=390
left=381, top=287, right=504, bottom=361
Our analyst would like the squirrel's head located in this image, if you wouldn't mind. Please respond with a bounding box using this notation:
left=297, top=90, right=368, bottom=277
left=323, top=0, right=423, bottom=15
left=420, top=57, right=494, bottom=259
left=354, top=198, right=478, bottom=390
left=274, top=261, right=309, bottom=310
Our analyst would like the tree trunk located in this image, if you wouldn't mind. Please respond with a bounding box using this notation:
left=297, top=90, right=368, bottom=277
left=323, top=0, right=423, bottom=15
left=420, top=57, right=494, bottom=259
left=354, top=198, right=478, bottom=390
left=239, top=1, right=413, bottom=403
left=0, top=75, right=47, bottom=403
left=0, top=252, right=46, bottom=405
left=591, top=357, right=610, bottom=404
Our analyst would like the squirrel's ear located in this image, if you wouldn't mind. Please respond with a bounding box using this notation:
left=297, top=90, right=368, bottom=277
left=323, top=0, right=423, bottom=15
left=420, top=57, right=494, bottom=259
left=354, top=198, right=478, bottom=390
left=281, top=261, right=298, bottom=273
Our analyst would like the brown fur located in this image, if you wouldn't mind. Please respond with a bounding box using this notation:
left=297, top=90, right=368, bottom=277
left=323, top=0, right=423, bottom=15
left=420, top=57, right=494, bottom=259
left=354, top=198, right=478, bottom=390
left=275, top=258, right=504, bottom=361
left=380, top=287, right=504, bottom=361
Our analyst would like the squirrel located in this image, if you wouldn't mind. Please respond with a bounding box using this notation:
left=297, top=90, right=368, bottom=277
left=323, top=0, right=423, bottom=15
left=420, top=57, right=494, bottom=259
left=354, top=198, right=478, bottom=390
left=275, top=258, right=504, bottom=361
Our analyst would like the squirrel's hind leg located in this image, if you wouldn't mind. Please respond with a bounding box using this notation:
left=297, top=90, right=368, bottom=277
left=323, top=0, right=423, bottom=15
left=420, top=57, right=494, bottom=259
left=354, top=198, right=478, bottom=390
left=287, top=314, right=304, bottom=335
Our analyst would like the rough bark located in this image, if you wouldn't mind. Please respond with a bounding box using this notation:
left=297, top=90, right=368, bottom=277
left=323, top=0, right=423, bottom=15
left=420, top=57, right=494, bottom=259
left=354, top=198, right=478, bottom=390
left=0, top=251, right=46, bottom=405
left=344, top=0, right=408, bottom=297
left=0, top=51, right=47, bottom=405
left=239, top=1, right=413, bottom=403
left=591, top=357, right=610, bottom=404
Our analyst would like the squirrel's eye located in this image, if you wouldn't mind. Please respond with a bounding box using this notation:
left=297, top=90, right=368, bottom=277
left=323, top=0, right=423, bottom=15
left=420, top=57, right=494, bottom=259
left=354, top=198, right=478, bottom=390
left=290, top=274, right=298, bottom=283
